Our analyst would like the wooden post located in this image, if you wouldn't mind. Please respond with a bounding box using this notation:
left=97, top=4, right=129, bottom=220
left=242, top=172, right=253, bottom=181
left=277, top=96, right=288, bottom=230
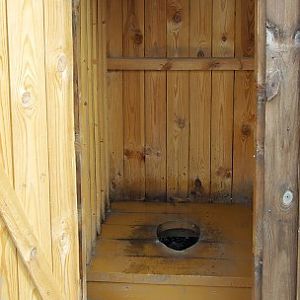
left=255, top=0, right=300, bottom=299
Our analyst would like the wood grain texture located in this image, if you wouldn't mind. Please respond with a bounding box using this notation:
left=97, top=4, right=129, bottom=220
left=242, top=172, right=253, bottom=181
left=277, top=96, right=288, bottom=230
left=0, top=1, right=19, bottom=299
left=80, top=0, right=92, bottom=264
left=232, top=72, right=256, bottom=204
left=107, top=0, right=124, bottom=201
left=123, top=0, right=145, bottom=200
left=88, top=282, right=251, bottom=300
left=211, top=72, right=234, bottom=202
left=7, top=0, right=52, bottom=298
left=44, top=0, right=80, bottom=298
left=235, top=0, right=255, bottom=57
left=107, top=58, right=255, bottom=71
left=262, top=1, right=300, bottom=299
left=167, top=0, right=189, bottom=201
left=87, top=0, right=97, bottom=246
left=87, top=202, right=252, bottom=299
left=145, top=0, right=167, bottom=200
left=189, top=0, right=212, bottom=200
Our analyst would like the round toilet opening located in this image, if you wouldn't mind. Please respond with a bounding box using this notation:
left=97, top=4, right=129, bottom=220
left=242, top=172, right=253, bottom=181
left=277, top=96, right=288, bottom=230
left=157, top=221, right=200, bottom=251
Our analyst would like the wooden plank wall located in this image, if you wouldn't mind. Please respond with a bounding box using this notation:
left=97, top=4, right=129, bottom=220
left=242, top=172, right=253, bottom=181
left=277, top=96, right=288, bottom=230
left=106, top=0, right=256, bottom=204
left=0, top=0, right=80, bottom=299
left=76, top=0, right=109, bottom=277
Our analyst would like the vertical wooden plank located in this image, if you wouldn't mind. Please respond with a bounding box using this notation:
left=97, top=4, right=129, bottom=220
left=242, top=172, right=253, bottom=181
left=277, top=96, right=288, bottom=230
left=92, top=0, right=102, bottom=233
left=0, top=0, right=19, bottom=299
left=145, top=0, right=167, bottom=201
left=123, top=0, right=145, bottom=200
left=44, top=0, right=80, bottom=298
left=235, top=0, right=255, bottom=57
left=87, top=0, right=97, bottom=245
left=107, top=0, right=123, bottom=201
left=189, top=0, right=212, bottom=200
left=211, top=0, right=235, bottom=202
left=262, top=1, right=300, bottom=299
left=232, top=71, right=256, bottom=204
left=80, top=0, right=92, bottom=263
left=167, top=0, right=189, bottom=201
left=72, top=1, right=86, bottom=298
left=6, top=0, right=52, bottom=298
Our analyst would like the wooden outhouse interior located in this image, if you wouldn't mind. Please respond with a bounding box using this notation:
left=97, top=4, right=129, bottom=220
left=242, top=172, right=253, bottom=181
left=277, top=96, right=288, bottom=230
left=75, top=0, right=256, bottom=299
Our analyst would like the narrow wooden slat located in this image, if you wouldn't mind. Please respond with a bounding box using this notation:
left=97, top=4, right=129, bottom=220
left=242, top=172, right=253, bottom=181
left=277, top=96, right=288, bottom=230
left=211, top=72, right=234, bottom=201
left=235, top=0, right=255, bottom=57
left=44, top=0, right=80, bottom=298
left=80, top=0, right=92, bottom=263
left=145, top=0, right=167, bottom=201
left=232, top=72, right=256, bottom=203
left=123, top=0, right=145, bottom=200
left=211, top=0, right=235, bottom=202
left=7, top=0, right=52, bottom=298
left=92, top=0, right=102, bottom=233
left=189, top=0, right=212, bottom=200
left=107, top=0, right=124, bottom=201
left=0, top=170, right=62, bottom=300
left=0, top=1, right=19, bottom=298
left=87, top=0, right=97, bottom=245
left=88, top=282, right=251, bottom=300
left=167, top=0, right=189, bottom=201
left=107, top=58, right=255, bottom=71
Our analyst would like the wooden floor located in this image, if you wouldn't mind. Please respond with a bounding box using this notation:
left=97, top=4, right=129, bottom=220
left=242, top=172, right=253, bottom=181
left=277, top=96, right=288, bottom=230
left=87, top=202, right=253, bottom=300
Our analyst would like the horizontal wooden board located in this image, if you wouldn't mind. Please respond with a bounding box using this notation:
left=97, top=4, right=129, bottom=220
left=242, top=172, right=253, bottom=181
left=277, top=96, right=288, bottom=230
left=107, top=58, right=254, bottom=71
left=88, top=282, right=251, bottom=300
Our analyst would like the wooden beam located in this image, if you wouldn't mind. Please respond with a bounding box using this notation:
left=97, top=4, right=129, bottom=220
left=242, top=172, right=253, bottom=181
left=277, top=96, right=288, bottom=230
left=107, top=57, right=254, bottom=71
left=0, top=169, right=63, bottom=300
left=259, top=0, right=300, bottom=299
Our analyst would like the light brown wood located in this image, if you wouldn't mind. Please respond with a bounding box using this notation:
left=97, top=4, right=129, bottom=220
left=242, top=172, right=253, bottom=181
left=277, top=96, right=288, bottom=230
left=107, top=0, right=124, bottom=201
left=80, top=0, right=92, bottom=264
left=87, top=0, right=97, bottom=245
left=88, top=282, right=251, bottom=300
left=87, top=202, right=252, bottom=294
left=123, top=0, right=145, bottom=200
left=107, top=57, right=255, bottom=71
left=167, top=0, right=189, bottom=201
left=145, top=0, right=167, bottom=201
left=44, top=0, right=80, bottom=298
left=0, top=170, right=63, bottom=300
left=7, top=0, right=52, bottom=298
left=0, top=1, right=19, bottom=299
left=262, top=0, right=300, bottom=299
left=232, top=71, right=256, bottom=203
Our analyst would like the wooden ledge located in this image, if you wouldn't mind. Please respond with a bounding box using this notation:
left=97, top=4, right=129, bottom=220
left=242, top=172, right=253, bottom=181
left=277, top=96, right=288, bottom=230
left=107, top=57, right=255, bottom=71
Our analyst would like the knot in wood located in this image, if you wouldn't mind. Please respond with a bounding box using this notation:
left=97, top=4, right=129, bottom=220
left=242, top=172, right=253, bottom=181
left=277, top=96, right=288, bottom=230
left=241, top=124, right=252, bottom=138
left=133, top=31, right=143, bottom=45
left=57, top=54, right=67, bottom=73
left=21, top=91, right=33, bottom=109
left=172, top=11, right=182, bottom=23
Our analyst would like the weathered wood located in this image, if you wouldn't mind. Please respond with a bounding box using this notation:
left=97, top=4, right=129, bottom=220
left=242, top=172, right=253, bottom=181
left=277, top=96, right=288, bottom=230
left=0, top=170, right=62, bottom=300
left=107, top=0, right=124, bottom=201
left=107, top=58, right=255, bottom=71
left=261, top=0, right=300, bottom=299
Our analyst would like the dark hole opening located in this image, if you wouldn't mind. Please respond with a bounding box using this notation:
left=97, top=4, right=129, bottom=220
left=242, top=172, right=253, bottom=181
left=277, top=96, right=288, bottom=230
left=157, top=221, right=200, bottom=251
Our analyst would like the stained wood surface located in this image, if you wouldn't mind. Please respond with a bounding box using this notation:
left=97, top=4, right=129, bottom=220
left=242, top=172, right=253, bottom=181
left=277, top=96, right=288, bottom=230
left=261, top=1, right=300, bottom=299
left=106, top=0, right=256, bottom=203
left=88, top=282, right=251, bottom=300
left=87, top=202, right=252, bottom=292
left=107, top=58, right=255, bottom=70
